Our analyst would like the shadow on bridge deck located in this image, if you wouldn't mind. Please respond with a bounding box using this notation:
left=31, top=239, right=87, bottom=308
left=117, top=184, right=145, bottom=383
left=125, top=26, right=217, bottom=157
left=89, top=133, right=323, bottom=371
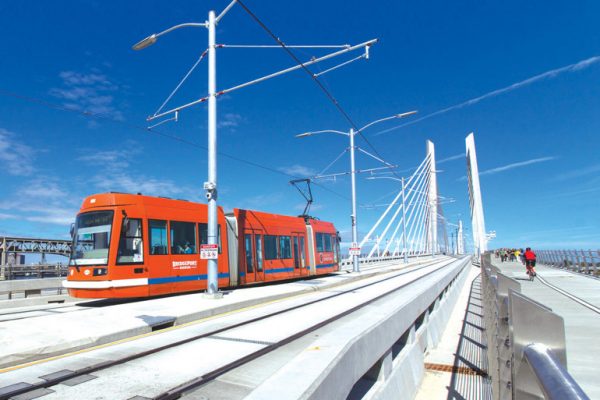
left=446, top=275, right=492, bottom=400
left=416, top=268, right=492, bottom=400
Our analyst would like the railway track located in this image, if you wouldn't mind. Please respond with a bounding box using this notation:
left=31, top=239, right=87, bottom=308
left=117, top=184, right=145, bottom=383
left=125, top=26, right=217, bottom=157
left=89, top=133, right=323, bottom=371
left=0, top=257, right=433, bottom=323
left=0, top=257, right=465, bottom=400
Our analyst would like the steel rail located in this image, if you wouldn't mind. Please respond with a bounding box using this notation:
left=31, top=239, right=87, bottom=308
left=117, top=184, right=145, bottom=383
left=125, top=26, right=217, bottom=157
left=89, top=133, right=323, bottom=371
left=536, top=274, right=600, bottom=315
left=1, top=258, right=456, bottom=399
left=155, top=257, right=465, bottom=399
left=524, top=343, right=590, bottom=400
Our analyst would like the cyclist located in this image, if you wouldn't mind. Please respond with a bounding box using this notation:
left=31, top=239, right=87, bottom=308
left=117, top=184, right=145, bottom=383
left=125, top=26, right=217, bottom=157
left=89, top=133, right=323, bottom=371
left=524, top=247, right=537, bottom=278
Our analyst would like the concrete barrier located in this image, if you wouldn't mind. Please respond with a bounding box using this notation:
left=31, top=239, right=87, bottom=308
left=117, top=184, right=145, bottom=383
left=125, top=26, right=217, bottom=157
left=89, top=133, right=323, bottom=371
left=0, top=277, right=65, bottom=299
left=247, top=256, right=472, bottom=400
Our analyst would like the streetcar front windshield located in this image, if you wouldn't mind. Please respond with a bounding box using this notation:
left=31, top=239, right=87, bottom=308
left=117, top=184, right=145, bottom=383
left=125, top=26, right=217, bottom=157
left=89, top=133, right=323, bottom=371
left=70, top=211, right=114, bottom=266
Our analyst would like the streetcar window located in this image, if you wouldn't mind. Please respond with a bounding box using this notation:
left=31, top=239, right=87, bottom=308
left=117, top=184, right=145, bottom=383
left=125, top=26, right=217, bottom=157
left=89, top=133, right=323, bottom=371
left=170, top=221, right=197, bottom=254
left=117, top=218, right=144, bottom=264
left=324, top=234, right=332, bottom=252
left=279, top=236, right=292, bottom=259
left=315, top=233, right=324, bottom=252
left=264, top=235, right=278, bottom=260
left=255, top=235, right=263, bottom=271
left=245, top=234, right=253, bottom=273
left=71, top=211, right=114, bottom=266
left=198, top=223, right=222, bottom=253
left=149, top=220, right=168, bottom=255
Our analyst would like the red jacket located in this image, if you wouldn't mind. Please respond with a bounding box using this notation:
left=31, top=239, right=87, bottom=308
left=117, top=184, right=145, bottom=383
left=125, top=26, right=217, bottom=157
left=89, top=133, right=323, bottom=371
left=524, top=250, right=536, bottom=261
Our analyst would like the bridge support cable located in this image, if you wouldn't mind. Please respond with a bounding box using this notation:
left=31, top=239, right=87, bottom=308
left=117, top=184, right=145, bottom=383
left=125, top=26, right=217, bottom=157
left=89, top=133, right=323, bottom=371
left=366, top=158, right=432, bottom=258
left=380, top=162, right=434, bottom=257
left=402, top=166, right=432, bottom=256
left=406, top=173, right=432, bottom=255
left=396, top=167, right=432, bottom=256
left=415, top=196, right=431, bottom=256
left=358, top=153, right=431, bottom=252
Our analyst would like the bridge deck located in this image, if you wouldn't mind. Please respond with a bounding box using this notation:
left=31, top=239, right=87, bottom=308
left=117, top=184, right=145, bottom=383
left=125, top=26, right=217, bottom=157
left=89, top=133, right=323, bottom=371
left=415, top=266, right=492, bottom=400
left=492, top=259, right=600, bottom=399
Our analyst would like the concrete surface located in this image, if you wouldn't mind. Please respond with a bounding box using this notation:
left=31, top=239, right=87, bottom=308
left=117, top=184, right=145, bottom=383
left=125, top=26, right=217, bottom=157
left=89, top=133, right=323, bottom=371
left=415, top=266, right=492, bottom=400
left=0, top=258, right=440, bottom=369
left=0, top=258, right=462, bottom=400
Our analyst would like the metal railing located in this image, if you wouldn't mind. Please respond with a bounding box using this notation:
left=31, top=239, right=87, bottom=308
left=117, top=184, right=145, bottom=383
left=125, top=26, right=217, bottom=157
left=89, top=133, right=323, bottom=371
left=480, top=253, right=589, bottom=400
left=537, top=249, right=600, bottom=276
left=0, top=263, right=68, bottom=280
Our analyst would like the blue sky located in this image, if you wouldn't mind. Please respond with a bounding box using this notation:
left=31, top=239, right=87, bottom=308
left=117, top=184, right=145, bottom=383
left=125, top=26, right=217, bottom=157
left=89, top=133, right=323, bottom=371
left=1, top=0, right=599, bottom=252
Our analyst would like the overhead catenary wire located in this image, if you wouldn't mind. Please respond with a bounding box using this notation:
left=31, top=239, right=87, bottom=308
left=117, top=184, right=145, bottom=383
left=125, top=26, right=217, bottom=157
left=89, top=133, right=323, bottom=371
left=153, top=49, right=208, bottom=118
left=234, top=0, right=404, bottom=183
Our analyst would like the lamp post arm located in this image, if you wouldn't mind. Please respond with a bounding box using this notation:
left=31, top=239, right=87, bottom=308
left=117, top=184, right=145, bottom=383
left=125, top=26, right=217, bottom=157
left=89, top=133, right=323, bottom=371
left=156, top=22, right=208, bottom=37
left=357, top=115, right=398, bottom=133
left=356, top=110, right=418, bottom=133
left=216, top=0, right=238, bottom=23
left=296, top=129, right=349, bottom=138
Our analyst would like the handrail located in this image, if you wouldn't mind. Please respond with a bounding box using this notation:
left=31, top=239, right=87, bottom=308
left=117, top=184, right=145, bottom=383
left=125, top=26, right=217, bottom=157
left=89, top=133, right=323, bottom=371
left=523, top=344, right=590, bottom=400
left=479, top=252, right=590, bottom=400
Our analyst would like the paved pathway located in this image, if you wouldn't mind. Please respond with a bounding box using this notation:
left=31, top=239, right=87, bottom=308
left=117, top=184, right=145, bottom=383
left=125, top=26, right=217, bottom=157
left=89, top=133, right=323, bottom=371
left=415, top=265, right=492, bottom=400
left=492, top=259, right=600, bottom=399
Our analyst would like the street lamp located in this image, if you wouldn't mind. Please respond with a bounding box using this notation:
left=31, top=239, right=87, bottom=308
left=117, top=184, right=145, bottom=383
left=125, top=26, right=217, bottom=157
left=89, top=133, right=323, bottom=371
left=133, top=3, right=378, bottom=297
left=133, top=12, right=227, bottom=298
left=296, top=111, right=417, bottom=273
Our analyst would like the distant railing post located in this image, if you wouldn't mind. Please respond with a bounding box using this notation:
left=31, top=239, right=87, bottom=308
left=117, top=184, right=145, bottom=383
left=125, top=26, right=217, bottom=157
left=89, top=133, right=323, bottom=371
left=562, top=250, right=571, bottom=271
left=553, top=250, right=561, bottom=267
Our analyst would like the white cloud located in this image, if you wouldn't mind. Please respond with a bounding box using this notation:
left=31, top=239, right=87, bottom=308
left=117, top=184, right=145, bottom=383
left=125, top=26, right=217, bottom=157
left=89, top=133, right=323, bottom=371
left=0, top=128, right=36, bottom=176
left=50, top=70, right=124, bottom=121
left=18, top=179, right=68, bottom=199
left=92, top=173, right=186, bottom=198
left=218, top=113, right=243, bottom=129
left=479, top=157, right=555, bottom=176
left=375, top=55, right=600, bottom=135
left=457, top=156, right=555, bottom=181
left=554, top=164, right=600, bottom=181
left=77, top=149, right=138, bottom=169
left=239, top=193, right=285, bottom=209
left=437, top=153, right=465, bottom=164
left=279, top=164, right=316, bottom=177
left=0, top=200, right=77, bottom=226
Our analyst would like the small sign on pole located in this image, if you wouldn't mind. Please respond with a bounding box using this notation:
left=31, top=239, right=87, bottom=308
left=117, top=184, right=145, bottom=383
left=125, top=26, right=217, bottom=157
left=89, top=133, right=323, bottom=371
left=349, top=242, right=361, bottom=256
left=200, top=244, right=219, bottom=260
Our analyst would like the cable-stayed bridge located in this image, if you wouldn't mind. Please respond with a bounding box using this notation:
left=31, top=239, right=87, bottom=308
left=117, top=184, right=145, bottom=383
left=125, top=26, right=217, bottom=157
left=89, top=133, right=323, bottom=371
left=0, top=133, right=595, bottom=400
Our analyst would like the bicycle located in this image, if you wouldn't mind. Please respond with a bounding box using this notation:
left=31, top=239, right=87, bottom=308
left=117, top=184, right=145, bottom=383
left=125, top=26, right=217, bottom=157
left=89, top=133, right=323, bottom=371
left=526, top=259, right=536, bottom=281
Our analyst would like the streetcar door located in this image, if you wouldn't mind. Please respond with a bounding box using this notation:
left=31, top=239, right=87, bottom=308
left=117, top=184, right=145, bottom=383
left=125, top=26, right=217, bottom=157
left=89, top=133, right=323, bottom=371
left=295, top=234, right=308, bottom=277
left=244, top=231, right=264, bottom=283
left=293, top=236, right=300, bottom=271
left=244, top=233, right=255, bottom=283
left=254, top=234, right=264, bottom=282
